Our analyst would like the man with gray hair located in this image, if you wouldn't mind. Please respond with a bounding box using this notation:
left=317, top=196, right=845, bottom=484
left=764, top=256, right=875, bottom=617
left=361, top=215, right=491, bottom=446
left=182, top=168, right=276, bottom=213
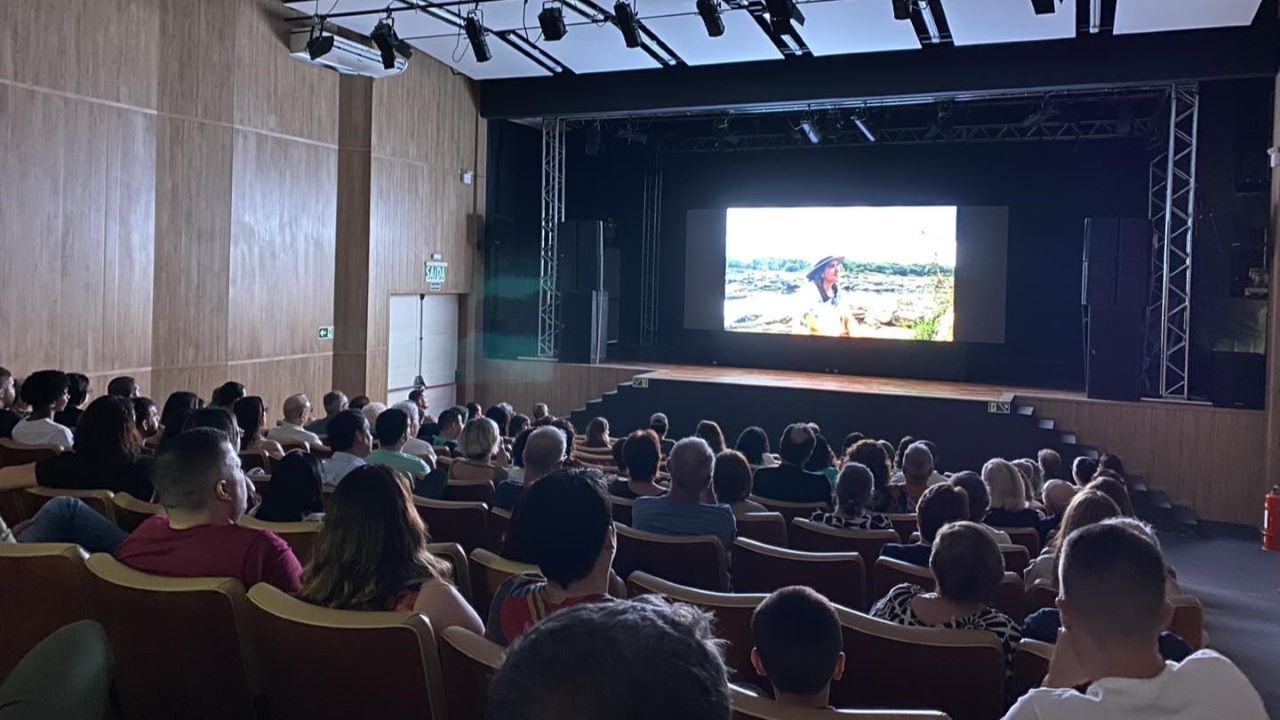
left=900, top=441, right=935, bottom=512
left=631, top=437, right=736, bottom=553
left=1037, top=478, right=1077, bottom=541
left=267, top=393, right=324, bottom=448
left=493, top=425, right=565, bottom=510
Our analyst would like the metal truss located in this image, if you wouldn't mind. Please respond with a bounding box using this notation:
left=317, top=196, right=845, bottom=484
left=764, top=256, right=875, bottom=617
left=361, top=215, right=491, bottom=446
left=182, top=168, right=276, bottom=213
left=639, top=157, right=663, bottom=346
left=537, top=118, right=566, bottom=358
left=663, top=117, right=1157, bottom=153
left=1141, top=85, right=1199, bottom=400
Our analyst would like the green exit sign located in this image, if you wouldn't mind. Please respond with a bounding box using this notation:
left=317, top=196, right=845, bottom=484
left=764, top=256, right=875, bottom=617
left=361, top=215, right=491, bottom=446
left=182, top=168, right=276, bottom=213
left=318, top=326, right=335, bottom=340
left=424, top=260, right=449, bottom=290
left=987, top=401, right=1011, bottom=414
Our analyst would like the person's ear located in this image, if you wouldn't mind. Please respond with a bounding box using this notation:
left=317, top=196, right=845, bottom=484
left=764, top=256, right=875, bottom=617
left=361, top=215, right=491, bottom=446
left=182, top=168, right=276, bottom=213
left=1055, top=596, right=1073, bottom=632
left=214, top=476, right=234, bottom=503
left=749, top=647, right=767, bottom=678
left=831, top=651, right=846, bottom=682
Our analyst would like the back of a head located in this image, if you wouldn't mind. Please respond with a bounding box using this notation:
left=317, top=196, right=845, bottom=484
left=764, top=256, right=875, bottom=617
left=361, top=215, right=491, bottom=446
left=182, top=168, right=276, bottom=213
left=327, top=410, right=368, bottom=453
left=902, top=442, right=934, bottom=484
left=1060, top=522, right=1166, bottom=642
left=1098, top=452, right=1126, bottom=478
left=712, top=450, right=753, bottom=505
left=486, top=405, right=513, bottom=436
left=1042, top=479, right=1078, bottom=516
left=510, top=427, right=532, bottom=468
left=488, top=597, right=730, bottom=720
left=930, top=521, right=1004, bottom=605
left=184, top=406, right=239, bottom=442
left=834, top=463, right=874, bottom=514
left=752, top=587, right=843, bottom=697
left=516, top=468, right=611, bottom=588
left=75, top=395, right=141, bottom=465
left=1072, top=456, right=1098, bottom=485
left=465, top=402, right=483, bottom=421
left=66, top=373, right=90, bottom=407
left=20, top=370, right=68, bottom=408
left=348, top=395, right=371, bottom=411
left=437, top=406, right=464, bottom=431
left=257, top=451, right=324, bottom=522
left=159, top=391, right=203, bottom=445
left=586, top=417, right=610, bottom=446
left=649, top=412, right=669, bottom=438
left=982, top=458, right=1027, bottom=511
left=804, top=432, right=834, bottom=473
left=391, top=401, right=421, bottom=427
left=668, top=436, right=715, bottom=493
left=551, top=419, right=576, bottom=455
left=211, top=381, right=246, bottom=408
left=917, top=482, right=969, bottom=543
left=778, top=423, right=816, bottom=466
left=532, top=402, right=549, bottom=420
left=323, top=390, right=347, bottom=416
left=947, top=471, right=988, bottom=520
left=623, top=429, right=661, bottom=480
left=895, top=436, right=915, bottom=468
left=153, top=428, right=232, bottom=511
left=847, top=440, right=890, bottom=490
left=107, top=375, right=138, bottom=398
left=522, top=426, right=567, bottom=478
left=1011, top=458, right=1044, bottom=499
left=509, top=414, right=531, bottom=438
left=1084, top=475, right=1134, bottom=516
left=1037, top=448, right=1063, bottom=480
left=459, top=417, right=501, bottom=461
left=232, top=396, right=265, bottom=449
left=918, top=440, right=941, bottom=472
left=281, top=394, right=309, bottom=423
left=375, top=407, right=410, bottom=447
left=841, top=432, right=864, bottom=455
left=695, top=420, right=726, bottom=454
left=734, top=426, right=770, bottom=466
left=1050, top=489, right=1121, bottom=554
left=361, top=402, right=386, bottom=429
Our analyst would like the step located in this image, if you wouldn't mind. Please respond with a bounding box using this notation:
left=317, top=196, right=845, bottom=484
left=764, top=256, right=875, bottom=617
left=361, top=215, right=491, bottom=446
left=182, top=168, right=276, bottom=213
left=1037, top=418, right=1056, bottom=431
left=1058, top=433, right=1077, bottom=446
left=1015, top=405, right=1035, bottom=416
left=1167, top=504, right=1200, bottom=534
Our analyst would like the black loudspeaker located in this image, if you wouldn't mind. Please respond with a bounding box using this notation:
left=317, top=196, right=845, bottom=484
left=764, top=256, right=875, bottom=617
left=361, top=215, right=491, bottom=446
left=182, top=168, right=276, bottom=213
left=1083, top=218, right=1150, bottom=309
left=557, top=221, right=604, bottom=295
left=560, top=290, right=608, bottom=364
left=1086, top=306, right=1143, bottom=401
left=1210, top=351, right=1265, bottom=409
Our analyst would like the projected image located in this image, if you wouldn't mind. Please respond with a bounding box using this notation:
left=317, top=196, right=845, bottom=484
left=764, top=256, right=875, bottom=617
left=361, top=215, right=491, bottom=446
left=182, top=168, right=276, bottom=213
left=724, top=206, right=957, bottom=341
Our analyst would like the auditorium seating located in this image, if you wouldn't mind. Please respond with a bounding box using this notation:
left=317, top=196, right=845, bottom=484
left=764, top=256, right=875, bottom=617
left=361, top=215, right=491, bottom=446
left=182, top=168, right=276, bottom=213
left=872, top=557, right=1026, bottom=621
left=444, top=480, right=495, bottom=505
left=0, top=439, right=60, bottom=468
left=791, top=519, right=898, bottom=561
left=613, top=524, right=729, bottom=592
left=488, top=506, right=512, bottom=551
left=736, top=511, right=788, bottom=547
left=1026, top=580, right=1057, bottom=613
left=440, top=627, right=505, bottom=720
left=239, top=516, right=323, bottom=566
left=1010, top=639, right=1053, bottom=699
left=112, top=492, right=163, bottom=532
left=0, top=462, right=38, bottom=522
left=886, top=513, right=919, bottom=543
left=750, top=495, right=831, bottom=524
left=992, top=527, right=1041, bottom=557
left=730, top=685, right=951, bottom=720
left=22, top=486, right=115, bottom=522
left=468, top=548, right=540, bottom=616
left=1170, top=593, right=1207, bottom=650
left=999, top=544, right=1031, bottom=576
left=84, top=554, right=259, bottom=720
left=238, top=450, right=270, bottom=472
left=414, top=497, right=490, bottom=552
left=0, top=542, right=91, bottom=677
left=610, top=495, right=634, bottom=525
left=246, top=583, right=449, bottom=720
left=732, top=538, right=867, bottom=611
left=425, top=542, right=472, bottom=606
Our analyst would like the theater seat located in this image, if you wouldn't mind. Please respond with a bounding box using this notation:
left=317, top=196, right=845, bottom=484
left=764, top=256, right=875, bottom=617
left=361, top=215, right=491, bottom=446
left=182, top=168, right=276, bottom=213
left=627, top=571, right=767, bottom=689
left=1169, top=593, right=1207, bottom=650
left=731, top=685, right=950, bottom=720
left=0, top=439, right=61, bottom=468
left=834, top=606, right=1004, bottom=720
left=0, top=543, right=91, bottom=677
left=469, top=548, right=540, bottom=617
left=1026, top=580, right=1057, bottom=614
left=112, top=492, right=163, bottom=533
left=444, top=480, right=495, bottom=505
left=886, top=514, right=918, bottom=543
left=732, top=538, right=867, bottom=611
left=245, top=583, right=448, bottom=720
left=736, top=512, right=788, bottom=547
left=239, top=516, right=322, bottom=567
left=440, top=627, right=505, bottom=720
left=22, top=486, right=115, bottom=523
left=0, top=463, right=39, bottom=522
left=238, top=450, right=269, bottom=472
left=999, top=544, right=1031, bottom=576
left=414, top=497, right=490, bottom=552
left=992, top=526, right=1040, bottom=557
left=426, top=542, right=472, bottom=606
left=872, top=558, right=1025, bottom=620
left=613, top=524, right=729, bottom=592
left=83, top=554, right=259, bottom=720
left=609, top=495, right=634, bottom=525
left=1010, top=639, right=1053, bottom=700
left=791, top=519, right=897, bottom=561
left=488, top=506, right=512, bottom=552
left=749, top=495, right=831, bottom=525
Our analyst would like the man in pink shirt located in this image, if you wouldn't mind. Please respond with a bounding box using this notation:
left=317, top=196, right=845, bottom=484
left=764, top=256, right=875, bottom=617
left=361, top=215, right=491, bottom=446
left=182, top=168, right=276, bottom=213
left=116, top=427, right=302, bottom=592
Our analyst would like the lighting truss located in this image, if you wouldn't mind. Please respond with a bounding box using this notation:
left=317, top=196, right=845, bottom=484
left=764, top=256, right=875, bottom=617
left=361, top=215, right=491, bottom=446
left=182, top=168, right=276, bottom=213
left=537, top=118, right=566, bottom=358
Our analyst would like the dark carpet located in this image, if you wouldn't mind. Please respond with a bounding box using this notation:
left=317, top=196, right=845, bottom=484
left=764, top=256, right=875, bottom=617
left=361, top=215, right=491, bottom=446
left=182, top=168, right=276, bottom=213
left=1160, top=529, right=1280, bottom=717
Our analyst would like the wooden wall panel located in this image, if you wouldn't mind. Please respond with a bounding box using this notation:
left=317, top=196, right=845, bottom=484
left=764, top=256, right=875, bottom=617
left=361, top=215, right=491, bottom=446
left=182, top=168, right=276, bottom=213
left=1024, top=395, right=1267, bottom=526
left=156, top=0, right=236, bottom=122
left=371, top=61, right=477, bottom=169
left=227, top=355, right=334, bottom=420
left=473, top=359, right=648, bottom=419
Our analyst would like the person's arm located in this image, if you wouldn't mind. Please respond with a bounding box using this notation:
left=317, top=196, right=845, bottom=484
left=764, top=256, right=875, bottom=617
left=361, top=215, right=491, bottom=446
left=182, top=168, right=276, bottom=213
left=251, top=533, right=305, bottom=594
left=413, top=579, right=484, bottom=635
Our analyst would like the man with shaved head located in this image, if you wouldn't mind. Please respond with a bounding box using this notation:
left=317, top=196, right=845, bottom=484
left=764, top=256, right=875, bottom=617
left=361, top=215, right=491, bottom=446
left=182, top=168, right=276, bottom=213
left=266, top=393, right=324, bottom=448
left=1038, top=479, right=1077, bottom=541
left=752, top=423, right=832, bottom=504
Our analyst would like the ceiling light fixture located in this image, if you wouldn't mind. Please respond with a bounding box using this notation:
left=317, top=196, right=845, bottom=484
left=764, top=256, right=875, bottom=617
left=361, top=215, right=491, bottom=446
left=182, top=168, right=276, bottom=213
left=765, top=0, right=804, bottom=34
left=465, top=12, right=492, bottom=62
left=614, top=0, right=642, bottom=48
left=697, top=0, right=725, bottom=37
left=891, top=0, right=912, bottom=21
left=852, top=110, right=876, bottom=143
left=306, top=22, right=334, bottom=60
left=1030, top=0, right=1061, bottom=15
left=538, top=2, right=567, bottom=40
left=798, top=117, right=822, bottom=145
left=370, top=13, right=413, bottom=70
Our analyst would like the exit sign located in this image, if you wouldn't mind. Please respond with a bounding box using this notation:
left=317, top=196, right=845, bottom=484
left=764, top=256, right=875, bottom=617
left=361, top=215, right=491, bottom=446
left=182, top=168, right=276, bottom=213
left=987, top=401, right=1011, bottom=414
left=318, top=326, right=335, bottom=340
left=424, top=260, right=449, bottom=291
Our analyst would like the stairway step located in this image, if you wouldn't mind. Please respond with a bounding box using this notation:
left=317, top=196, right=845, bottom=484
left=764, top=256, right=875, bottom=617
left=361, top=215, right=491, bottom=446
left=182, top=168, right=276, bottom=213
left=1168, top=504, right=1200, bottom=533
left=1037, top=418, right=1056, bottom=430
left=1059, top=433, right=1077, bottom=445
left=1015, top=405, right=1035, bottom=416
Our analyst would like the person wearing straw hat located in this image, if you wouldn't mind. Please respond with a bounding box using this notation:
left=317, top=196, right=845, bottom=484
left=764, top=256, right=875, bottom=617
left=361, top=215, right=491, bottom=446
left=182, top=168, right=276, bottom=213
left=800, top=255, right=852, bottom=336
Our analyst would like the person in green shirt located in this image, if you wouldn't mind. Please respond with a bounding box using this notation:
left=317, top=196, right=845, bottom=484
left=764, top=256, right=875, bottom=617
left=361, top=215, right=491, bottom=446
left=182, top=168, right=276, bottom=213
left=367, top=408, right=430, bottom=482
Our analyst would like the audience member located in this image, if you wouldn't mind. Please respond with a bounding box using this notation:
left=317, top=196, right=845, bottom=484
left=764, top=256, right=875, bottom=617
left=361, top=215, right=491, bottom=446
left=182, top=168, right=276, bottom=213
left=508, top=413, right=531, bottom=439
left=305, top=390, right=348, bottom=439
left=650, top=412, right=675, bottom=455
left=347, top=395, right=371, bottom=411
left=487, top=597, right=731, bottom=720
left=115, top=428, right=302, bottom=592
left=485, top=405, right=513, bottom=437
left=584, top=417, right=611, bottom=448
left=321, top=410, right=371, bottom=486
left=983, top=458, right=1042, bottom=528
left=106, top=376, right=140, bottom=399
left=493, top=426, right=565, bottom=510
left=391, top=400, right=437, bottom=463
left=894, top=435, right=915, bottom=470
left=464, top=402, right=482, bottom=423
left=753, top=424, right=831, bottom=504
left=848, top=439, right=900, bottom=514
left=54, top=373, right=90, bottom=429
left=209, top=381, right=246, bottom=409
left=11, top=370, right=74, bottom=447
left=898, top=442, right=936, bottom=511
left=232, top=396, right=284, bottom=458
left=1085, top=474, right=1135, bottom=516
left=298, top=465, right=482, bottom=633
left=632, top=437, right=735, bottom=552
left=448, top=417, right=509, bottom=483
left=712, top=450, right=765, bottom=517
left=488, top=469, right=616, bottom=646
left=366, top=407, right=431, bottom=482
left=1037, top=478, right=1077, bottom=541
left=751, top=587, right=845, bottom=709
left=407, top=388, right=430, bottom=422
left=610, top=437, right=627, bottom=476
left=36, top=395, right=154, bottom=500
left=918, top=439, right=945, bottom=475
left=253, top=451, right=324, bottom=523
left=531, top=403, right=550, bottom=424
left=811, top=462, right=890, bottom=530
left=0, top=367, right=20, bottom=439
left=1012, top=458, right=1046, bottom=503
left=1071, top=456, right=1098, bottom=486
left=182, top=407, right=241, bottom=446
left=1003, top=522, right=1266, bottom=720
left=132, top=397, right=160, bottom=442
left=157, top=391, right=203, bottom=447
left=1023, top=489, right=1120, bottom=591
left=695, top=420, right=727, bottom=454
left=422, top=406, right=464, bottom=451
left=361, top=402, right=386, bottom=430
left=735, top=426, right=778, bottom=468
left=7, top=495, right=127, bottom=552
left=872, top=521, right=1021, bottom=666
left=552, top=418, right=578, bottom=464
left=609, top=429, right=667, bottom=499
left=881, top=482, right=969, bottom=567
left=876, top=439, right=896, bottom=465
left=841, top=432, right=865, bottom=455
left=804, top=430, right=838, bottom=487
left=265, top=394, right=323, bottom=447
left=949, top=470, right=1012, bottom=545
left=1037, top=448, right=1064, bottom=481
left=1098, top=452, right=1126, bottom=479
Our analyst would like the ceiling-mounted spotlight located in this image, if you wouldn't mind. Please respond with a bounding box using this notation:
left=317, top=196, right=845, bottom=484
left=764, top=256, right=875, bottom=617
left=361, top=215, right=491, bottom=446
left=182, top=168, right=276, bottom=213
left=614, top=0, right=642, bottom=48
left=697, top=0, right=725, bottom=37
left=891, top=0, right=912, bottom=21
left=798, top=117, right=822, bottom=145
left=1030, top=0, right=1061, bottom=14
left=852, top=110, right=876, bottom=143
left=538, top=2, right=567, bottom=40
left=306, top=22, right=334, bottom=60
left=765, top=0, right=804, bottom=34
left=464, top=12, right=492, bottom=62
left=371, top=13, right=413, bottom=70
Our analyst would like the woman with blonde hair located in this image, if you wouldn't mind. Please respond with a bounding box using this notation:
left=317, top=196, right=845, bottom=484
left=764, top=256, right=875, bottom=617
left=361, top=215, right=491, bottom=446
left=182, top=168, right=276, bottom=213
left=298, top=465, right=482, bottom=633
left=1022, top=489, right=1121, bottom=590
left=981, top=458, right=1041, bottom=529
left=448, top=417, right=510, bottom=484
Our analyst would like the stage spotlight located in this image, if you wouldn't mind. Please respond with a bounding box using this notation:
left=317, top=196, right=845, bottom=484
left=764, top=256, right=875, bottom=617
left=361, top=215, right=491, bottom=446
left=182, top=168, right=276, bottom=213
left=371, top=14, right=413, bottom=70
left=798, top=118, right=822, bottom=145
left=306, top=28, right=334, bottom=60
left=852, top=112, right=876, bottom=143
left=614, top=0, right=642, bottom=48
left=765, top=0, right=804, bottom=34
left=464, top=13, right=492, bottom=62
left=538, top=2, right=567, bottom=40
left=891, top=0, right=912, bottom=20
left=697, top=0, right=725, bottom=37
left=1030, top=0, right=1060, bottom=14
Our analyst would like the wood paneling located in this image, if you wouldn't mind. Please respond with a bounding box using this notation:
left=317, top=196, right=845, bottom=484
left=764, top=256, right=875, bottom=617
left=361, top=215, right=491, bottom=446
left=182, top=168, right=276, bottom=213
left=371, top=61, right=477, bottom=169
left=227, top=355, right=334, bottom=419
left=473, top=359, right=648, bottom=419
left=1264, top=72, right=1280, bottom=500
left=156, top=0, right=236, bottom=122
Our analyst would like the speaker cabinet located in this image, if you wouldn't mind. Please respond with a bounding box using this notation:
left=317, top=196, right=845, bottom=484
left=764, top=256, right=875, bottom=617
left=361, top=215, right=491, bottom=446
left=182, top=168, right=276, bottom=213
left=560, top=290, right=608, bottom=364
left=557, top=221, right=604, bottom=295
left=1083, top=218, right=1150, bottom=309
left=1086, top=306, right=1143, bottom=401
left=1210, top=351, right=1265, bottom=409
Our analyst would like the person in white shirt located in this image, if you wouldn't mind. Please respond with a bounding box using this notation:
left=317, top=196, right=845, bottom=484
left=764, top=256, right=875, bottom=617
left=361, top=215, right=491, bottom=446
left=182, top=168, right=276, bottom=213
left=320, top=411, right=371, bottom=487
left=1003, top=521, right=1266, bottom=720
left=392, top=401, right=437, bottom=466
left=10, top=370, right=74, bottom=448
left=266, top=394, right=324, bottom=448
